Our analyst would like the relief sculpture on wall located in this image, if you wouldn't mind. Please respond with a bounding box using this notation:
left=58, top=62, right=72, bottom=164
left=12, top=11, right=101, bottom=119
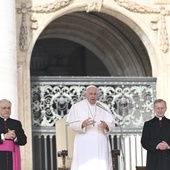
left=17, top=0, right=170, bottom=53
left=114, top=0, right=170, bottom=53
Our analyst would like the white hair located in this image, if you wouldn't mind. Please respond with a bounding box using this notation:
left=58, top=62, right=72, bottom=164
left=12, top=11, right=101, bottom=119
left=0, top=99, right=11, bottom=104
left=85, top=85, right=97, bottom=92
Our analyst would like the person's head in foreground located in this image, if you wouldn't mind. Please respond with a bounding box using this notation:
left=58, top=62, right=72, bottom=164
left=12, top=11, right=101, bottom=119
left=154, top=99, right=167, bottom=118
left=85, top=85, right=98, bottom=105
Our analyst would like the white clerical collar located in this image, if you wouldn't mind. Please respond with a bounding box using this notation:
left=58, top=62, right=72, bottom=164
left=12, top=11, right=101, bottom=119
left=0, top=115, right=7, bottom=121
left=156, top=116, right=163, bottom=120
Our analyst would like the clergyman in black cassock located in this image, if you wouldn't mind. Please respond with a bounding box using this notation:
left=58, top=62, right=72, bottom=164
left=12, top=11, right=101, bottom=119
left=0, top=99, right=27, bottom=170
left=141, top=99, right=170, bottom=170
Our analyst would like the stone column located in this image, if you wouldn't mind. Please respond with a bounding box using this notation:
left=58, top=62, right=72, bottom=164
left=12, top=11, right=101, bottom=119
left=156, top=60, right=170, bottom=118
left=0, top=0, right=18, bottom=118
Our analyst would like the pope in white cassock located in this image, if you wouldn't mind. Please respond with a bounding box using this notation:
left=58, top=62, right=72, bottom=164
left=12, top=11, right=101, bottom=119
left=66, top=85, right=115, bottom=170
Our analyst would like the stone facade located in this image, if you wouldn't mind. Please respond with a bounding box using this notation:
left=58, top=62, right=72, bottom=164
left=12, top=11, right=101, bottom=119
left=0, top=0, right=169, bottom=169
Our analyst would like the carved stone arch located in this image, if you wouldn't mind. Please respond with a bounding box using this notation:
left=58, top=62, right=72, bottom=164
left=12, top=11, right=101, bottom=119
left=23, top=1, right=160, bottom=76
left=23, top=0, right=162, bottom=76
left=30, top=12, right=153, bottom=76
left=37, top=12, right=150, bottom=76
left=25, top=1, right=160, bottom=77
left=101, top=5, right=159, bottom=76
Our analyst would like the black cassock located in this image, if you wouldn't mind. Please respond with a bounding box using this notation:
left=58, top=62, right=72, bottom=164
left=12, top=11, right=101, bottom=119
left=0, top=117, right=27, bottom=170
left=141, top=116, right=170, bottom=170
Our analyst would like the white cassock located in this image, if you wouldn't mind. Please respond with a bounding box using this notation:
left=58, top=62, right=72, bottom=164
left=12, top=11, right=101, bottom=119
left=66, top=99, right=115, bottom=170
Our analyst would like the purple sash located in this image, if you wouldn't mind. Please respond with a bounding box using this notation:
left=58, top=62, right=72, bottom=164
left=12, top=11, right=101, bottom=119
left=0, top=140, right=21, bottom=170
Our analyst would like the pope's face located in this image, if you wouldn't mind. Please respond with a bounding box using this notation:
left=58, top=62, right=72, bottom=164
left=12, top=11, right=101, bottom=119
left=0, top=101, right=11, bottom=119
left=85, top=87, right=98, bottom=105
left=154, top=101, right=167, bottom=118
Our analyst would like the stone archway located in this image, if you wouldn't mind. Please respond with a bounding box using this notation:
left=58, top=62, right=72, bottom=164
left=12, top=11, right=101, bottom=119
left=18, top=1, right=161, bottom=169
left=31, top=12, right=152, bottom=77
left=30, top=11, right=154, bottom=170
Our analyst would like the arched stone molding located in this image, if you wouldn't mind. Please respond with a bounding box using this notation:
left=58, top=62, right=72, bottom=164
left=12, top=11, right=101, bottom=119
left=18, top=1, right=168, bottom=77
left=26, top=1, right=159, bottom=76
left=102, top=3, right=160, bottom=77
left=37, top=12, right=149, bottom=76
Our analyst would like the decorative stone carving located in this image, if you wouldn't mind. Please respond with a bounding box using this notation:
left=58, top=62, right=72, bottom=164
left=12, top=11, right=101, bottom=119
left=85, top=0, right=103, bottom=12
left=151, top=6, right=169, bottom=53
left=114, top=0, right=170, bottom=53
left=17, top=3, right=31, bottom=52
left=30, top=16, right=38, bottom=30
left=31, top=0, right=71, bottom=13
left=16, top=1, right=71, bottom=52
left=114, top=0, right=158, bottom=13
left=155, top=0, right=170, bottom=4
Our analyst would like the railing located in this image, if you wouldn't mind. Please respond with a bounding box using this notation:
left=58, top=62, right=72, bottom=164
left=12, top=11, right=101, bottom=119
left=110, top=128, right=146, bottom=170
left=33, top=127, right=57, bottom=170
left=32, top=127, right=146, bottom=170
